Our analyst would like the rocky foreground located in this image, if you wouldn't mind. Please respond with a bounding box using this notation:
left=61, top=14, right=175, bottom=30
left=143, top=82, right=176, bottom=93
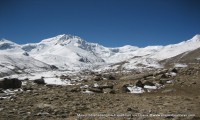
left=0, top=66, right=200, bottom=120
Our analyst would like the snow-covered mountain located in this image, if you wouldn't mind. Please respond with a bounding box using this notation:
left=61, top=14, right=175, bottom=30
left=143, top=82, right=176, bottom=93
left=0, top=34, right=200, bottom=76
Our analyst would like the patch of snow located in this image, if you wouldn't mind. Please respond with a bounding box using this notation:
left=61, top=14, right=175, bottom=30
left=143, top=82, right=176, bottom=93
left=166, top=80, right=173, bottom=84
left=44, top=78, right=72, bottom=85
left=4, top=89, right=16, bottom=95
left=174, top=63, right=188, bottom=68
left=144, top=85, right=157, bottom=89
left=6, top=65, right=15, bottom=70
left=127, top=86, right=145, bottom=94
left=155, top=83, right=164, bottom=89
left=13, top=89, right=23, bottom=92
left=82, top=90, right=94, bottom=94
left=169, top=72, right=177, bottom=77
left=22, top=81, right=27, bottom=86
left=0, top=97, right=10, bottom=99
left=93, top=83, right=99, bottom=87
left=80, top=85, right=89, bottom=89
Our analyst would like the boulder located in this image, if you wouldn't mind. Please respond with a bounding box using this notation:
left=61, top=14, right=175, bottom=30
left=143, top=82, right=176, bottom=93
left=93, top=76, right=103, bottom=81
left=50, top=65, right=58, bottom=70
left=159, top=80, right=165, bottom=85
left=161, top=89, right=176, bottom=93
left=135, top=80, right=144, bottom=88
left=169, top=68, right=178, bottom=73
left=98, top=83, right=114, bottom=89
left=153, top=69, right=168, bottom=76
left=159, top=79, right=171, bottom=84
left=22, top=86, right=33, bottom=91
left=103, top=88, right=115, bottom=94
left=23, top=52, right=29, bottom=56
left=88, top=87, right=103, bottom=93
left=127, top=108, right=132, bottom=111
left=0, top=78, right=22, bottom=89
left=161, top=73, right=169, bottom=78
left=154, top=74, right=163, bottom=80
left=0, top=88, right=4, bottom=93
left=143, top=81, right=155, bottom=86
left=68, top=86, right=81, bottom=92
left=34, top=77, right=45, bottom=85
left=60, top=75, right=70, bottom=80
left=191, top=116, right=200, bottom=120
left=122, top=84, right=131, bottom=93
left=103, top=74, right=116, bottom=80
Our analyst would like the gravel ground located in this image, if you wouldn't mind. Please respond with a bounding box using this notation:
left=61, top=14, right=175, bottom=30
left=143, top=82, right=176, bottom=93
left=0, top=66, right=200, bottom=120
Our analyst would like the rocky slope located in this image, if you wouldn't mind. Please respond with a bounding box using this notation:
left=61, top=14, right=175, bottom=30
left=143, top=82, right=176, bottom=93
left=0, top=65, right=200, bottom=120
left=161, top=48, right=200, bottom=68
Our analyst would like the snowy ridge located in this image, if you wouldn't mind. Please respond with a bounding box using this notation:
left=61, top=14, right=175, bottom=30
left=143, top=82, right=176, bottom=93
left=0, top=39, right=23, bottom=53
left=0, top=34, right=200, bottom=76
left=0, top=53, right=54, bottom=77
left=150, top=35, right=200, bottom=60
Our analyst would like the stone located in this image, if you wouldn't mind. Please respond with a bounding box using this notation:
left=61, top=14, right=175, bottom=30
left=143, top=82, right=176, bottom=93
left=33, top=77, right=45, bottom=85
left=161, top=89, right=176, bottom=93
left=98, top=83, right=114, bottom=89
left=68, top=87, right=81, bottom=92
left=191, top=82, right=197, bottom=84
left=0, top=108, right=4, bottom=111
left=160, top=78, right=174, bottom=84
left=192, top=116, right=200, bottom=120
left=22, top=86, right=33, bottom=91
left=60, top=75, right=70, bottom=80
left=122, top=84, right=131, bottom=93
left=103, top=74, right=116, bottom=80
left=88, top=87, right=103, bottom=93
left=127, top=107, right=132, bottom=111
left=0, top=88, right=4, bottom=93
left=0, top=78, right=22, bottom=89
left=82, top=79, right=88, bottom=82
left=154, top=74, right=163, bottom=80
left=161, top=73, right=169, bottom=78
left=143, top=81, right=155, bottom=86
left=35, top=112, right=50, bottom=116
left=135, top=80, right=144, bottom=88
left=50, top=65, right=58, bottom=70
left=103, top=88, right=115, bottom=94
left=94, top=76, right=103, bottom=81
left=46, top=84, right=58, bottom=88
left=170, top=68, right=178, bottom=73
left=165, top=116, right=174, bottom=119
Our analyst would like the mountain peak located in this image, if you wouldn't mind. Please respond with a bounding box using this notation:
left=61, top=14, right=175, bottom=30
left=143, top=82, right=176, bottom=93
left=192, top=34, right=200, bottom=41
left=55, top=34, right=81, bottom=40
left=40, top=34, right=85, bottom=46
left=0, top=39, right=15, bottom=44
left=0, top=39, right=19, bottom=50
left=192, top=34, right=200, bottom=40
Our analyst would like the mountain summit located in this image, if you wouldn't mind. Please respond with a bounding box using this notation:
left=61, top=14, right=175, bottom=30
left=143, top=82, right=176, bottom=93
left=190, top=34, right=200, bottom=42
left=40, top=34, right=83, bottom=44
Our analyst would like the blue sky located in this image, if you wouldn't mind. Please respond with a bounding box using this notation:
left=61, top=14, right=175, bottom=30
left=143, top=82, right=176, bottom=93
left=0, top=0, right=200, bottom=47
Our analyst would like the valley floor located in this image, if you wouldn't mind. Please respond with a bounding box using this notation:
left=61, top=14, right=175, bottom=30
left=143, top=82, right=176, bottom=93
left=0, top=66, right=200, bottom=120
left=0, top=86, right=199, bottom=120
